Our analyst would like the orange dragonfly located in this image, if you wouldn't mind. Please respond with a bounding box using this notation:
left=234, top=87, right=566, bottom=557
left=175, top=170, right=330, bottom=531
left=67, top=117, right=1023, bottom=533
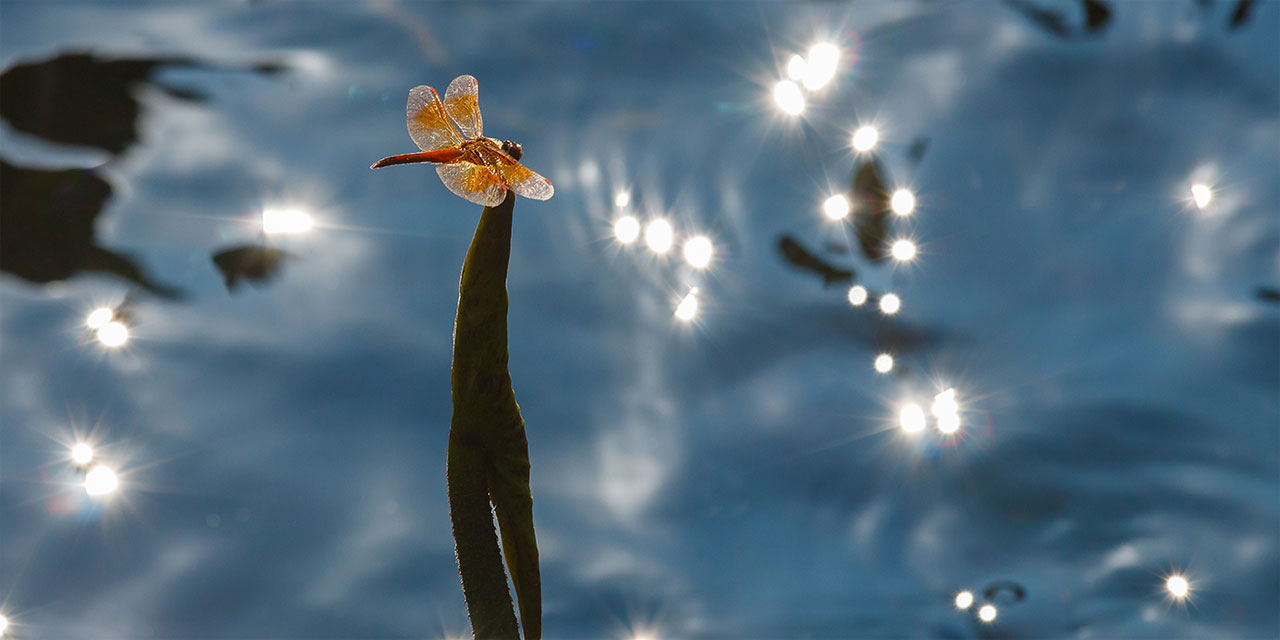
left=371, top=75, right=554, bottom=206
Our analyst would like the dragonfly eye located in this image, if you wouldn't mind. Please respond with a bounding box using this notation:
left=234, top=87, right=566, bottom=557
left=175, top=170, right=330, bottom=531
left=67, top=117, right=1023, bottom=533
left=501, top=140, right=523, bottom=161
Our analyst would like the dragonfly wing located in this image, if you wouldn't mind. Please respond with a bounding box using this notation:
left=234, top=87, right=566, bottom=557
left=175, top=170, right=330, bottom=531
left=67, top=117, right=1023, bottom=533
left=407, top=85, right=463, bottom=152
left=437, top=161, right=507, bottom=207
left=495, top=161, right=554, bottom=201
left=443, top=75, right=483, bottom=140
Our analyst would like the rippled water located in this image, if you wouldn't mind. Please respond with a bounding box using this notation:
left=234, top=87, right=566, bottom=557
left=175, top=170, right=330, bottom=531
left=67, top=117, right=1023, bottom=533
left=1, top=2, right=1277, bottom=638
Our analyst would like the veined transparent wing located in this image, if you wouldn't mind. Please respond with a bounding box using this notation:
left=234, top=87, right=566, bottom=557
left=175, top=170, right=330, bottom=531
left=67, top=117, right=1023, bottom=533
left=436, top=162, right=507, bottom=207
left=494, top=161, right=554, bottom=201
left=443, top=75, right=483, bottom=141
left=407, top=85, right=463, bottom=152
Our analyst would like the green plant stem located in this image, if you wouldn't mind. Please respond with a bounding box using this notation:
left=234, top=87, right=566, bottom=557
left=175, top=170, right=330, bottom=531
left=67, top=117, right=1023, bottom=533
left=447, top=191, right=539, bottom=639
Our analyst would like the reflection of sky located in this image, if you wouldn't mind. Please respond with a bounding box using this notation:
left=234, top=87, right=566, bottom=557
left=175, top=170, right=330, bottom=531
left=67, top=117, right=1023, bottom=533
left=1, top=2, right=1277, bottom=638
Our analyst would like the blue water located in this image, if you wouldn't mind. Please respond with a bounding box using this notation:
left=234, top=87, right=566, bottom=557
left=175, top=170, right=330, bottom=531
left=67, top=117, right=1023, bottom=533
left=1, top=2, right=1277, bottom=638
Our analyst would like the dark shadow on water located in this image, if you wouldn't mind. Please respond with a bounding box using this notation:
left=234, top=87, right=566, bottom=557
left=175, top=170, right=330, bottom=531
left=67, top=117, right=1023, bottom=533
left=0, top=160, right=183, bottom=298
left=776, top=234, right=853, bottom=287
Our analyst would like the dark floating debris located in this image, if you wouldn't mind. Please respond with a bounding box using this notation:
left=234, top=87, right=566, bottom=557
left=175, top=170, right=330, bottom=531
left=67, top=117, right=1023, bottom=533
left=907, top=136, right=930, bottom=164
left=1256, top=286, right=1280, bottom=304
left=982, top=580, right=1028, bottom=605
left=851, top=157, right=891, bottom=263
left=0, top=161, right=183, bottom=298
left=1002, top=0, right=1112, bottom=39
left=777, top=234, right=854, bottom=287
left=1230, top=0, right=1258, bottom=29
left=211, top=244, right=293, bottom=292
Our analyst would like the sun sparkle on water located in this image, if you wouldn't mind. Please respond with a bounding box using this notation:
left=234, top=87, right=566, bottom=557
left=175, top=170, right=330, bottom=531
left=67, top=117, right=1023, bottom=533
left=644, top=219, right=674, bottom=254
left=84, top=465, right=119, bottom=497
left=262, top=207, right=313, bottom=234
left=847, top=285, right=868, bottom=306
left=1166, top=574, right=1190, bottom=599
left=852, top=125, right=879, bottom=152
left=802, top=42, right=840, bottom=90
left=879, top=293, right=901, bottom=315
left=614, top=191, right=631, bottom=208
left=900, top=404, right=926, bottom=434
left=954, top=590, right=974, bottom=610
left=978, top=604, right=998, bottom=623
left=683, top=235, right=713, bottom=269
left=890, top=189, right=916, bottom=216
left=96, top=321, right=129, bottom=348
left=786, top=54, right=808, bottom=81
left=71, top=442, right=94, bottom=466
left=674, top=288, right=699, bottom=322
left=890, top=239, right=917, bottom=262
left=773, top=80, right=805, bottom=115
left=1190, top=183, right=1212, bottom=209
left=86, top=307, right=114, bottom=329
left=823, top=194, right=851, bottom=220
left=874, top=353, right=894, bottom=373
left=614, top=216, right=640, bottom=244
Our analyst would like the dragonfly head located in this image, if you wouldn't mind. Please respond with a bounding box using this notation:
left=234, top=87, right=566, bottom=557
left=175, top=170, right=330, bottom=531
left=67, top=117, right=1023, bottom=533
left=500, top=140, right=523, bottom=161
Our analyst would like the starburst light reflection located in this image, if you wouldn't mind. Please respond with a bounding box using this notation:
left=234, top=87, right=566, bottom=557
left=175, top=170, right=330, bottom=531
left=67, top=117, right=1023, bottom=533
left=802, top=42, right=840, bottom=90
left=615, top=191, right=631, bottom=208
left=644, top=219, right=674, bottom=254
left=71, top=442, right=95, bottom=466
left=614, top=216, right=641, bottom=244
left=890, top=189, right=916, bottom=216
left=954, top=590, right=974, bottom=610
left=773, top=80, right=805, bottom=116
left=674, top=288, right=699, bottom=322
left=874, top=353, right=894, bottom=373
left=823, top=194, right=851, bottom=220
left=890, top=239, right=917, bottom=262
left=0, top=613, right=8, bottom=637
left=262, top=207, right=314, bottom=234
left=86, top=307, right=114, bottom=329
left=1166, top=574, right=1190, bottom=599
left=847, top=285, right=868, bottom=306
left=96, top=321, right=129, bottom=348
left=879, top=293, right=901, bottom=315
left=900, top=404, right=926, bottom=434
left=851, top=125, right=879, bottom=152
left=1190, top=183, right=1212, bottom=209
left=786, top=54, right=808, bottom=81
left=978, top=604, right=998, bottom=623
left=84, top=465, right=119, bottom=497
left=683, top=235, right=713, bottom=269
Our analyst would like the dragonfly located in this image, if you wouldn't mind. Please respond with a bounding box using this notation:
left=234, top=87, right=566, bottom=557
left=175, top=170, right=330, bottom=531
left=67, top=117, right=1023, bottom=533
left=371, top=75, right=554, bottom=206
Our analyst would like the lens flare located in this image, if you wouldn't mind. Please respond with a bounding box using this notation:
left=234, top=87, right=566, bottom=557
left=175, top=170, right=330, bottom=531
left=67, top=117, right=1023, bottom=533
left=852, top=125, right=879, bottom=152
left=644, top=219, right=674, bottom=254
left=803, top=42, right=840, bottom=90
left=1166, top=574, right=1190, bottom=599
left=847, top=285, right=868, bottom=306
left=683, top=235, right=714, bottom=269
left=954, top=590, right=974, bottom=610
left=84, top=465, right=119, bottom=497
left=96, top=321, right=129, bottom=348
left=874, top=353, right=894, bottom=373
left=614, top=216, right=641, bottom=244
left=262, top=208, right=313, bottom=234
left=978, top=604, right=997, bottom=623
left=675, top=288, right=699, bottom=322
left=86, top=307, right=114, bottom=329
left=71, top=442, right=95, bottom=466
left=890, top=189, right=916, bottom=216
left=890, top=239, right=917, bottom=262
left=0, top=613, right=8, bottom=636
left=900, top=404, right=926, bottom=433
left=879, top=293, right=901, bottom=315
left=773, top=80, right=805, bottom=116
left=614, top=191, right=631, bottom=208
left=1190, top=184, right=1212, bottom=209
left=823, top=194, right=851, bottom=220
